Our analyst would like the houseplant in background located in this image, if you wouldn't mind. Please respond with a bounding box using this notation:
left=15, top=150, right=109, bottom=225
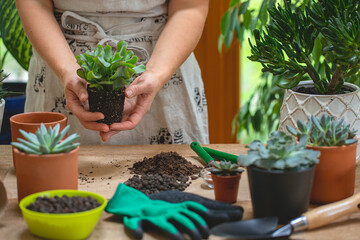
left=287, top=114, right=358, bottom=204
left=76, top=41, right=145, bottom=125
left=238, top=131, right=320, bottom=224
left=209, top=160, right=244, bottom=204
left=219, top=0, right=360, bottom=144
left=11, top=123, right=80, bottom=201
left=247, top=0, right=360, bottom=159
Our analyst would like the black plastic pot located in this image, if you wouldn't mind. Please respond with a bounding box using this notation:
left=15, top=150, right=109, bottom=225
left=87, top=86, right=125, bottom=125
left=247, top=165, right=315, bottom=224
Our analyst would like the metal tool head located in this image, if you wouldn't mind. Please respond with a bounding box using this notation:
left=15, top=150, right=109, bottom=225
left=210, top=216, right=292, bottom=239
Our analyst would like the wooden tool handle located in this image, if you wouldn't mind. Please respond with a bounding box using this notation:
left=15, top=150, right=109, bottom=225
left=303, top=192, right=360, bottom=230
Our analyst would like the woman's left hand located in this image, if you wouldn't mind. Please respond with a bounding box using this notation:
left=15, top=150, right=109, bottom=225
left=99, top=70, right=162, bottom=141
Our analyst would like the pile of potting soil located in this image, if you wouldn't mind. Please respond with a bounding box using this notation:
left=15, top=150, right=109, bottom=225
left=125, top=151, right=203, bottom=195
left=27, top=195, right=101, bottom=213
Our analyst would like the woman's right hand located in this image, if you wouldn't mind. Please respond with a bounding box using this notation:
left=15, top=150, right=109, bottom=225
left=64, top=72, right=110, bottom=132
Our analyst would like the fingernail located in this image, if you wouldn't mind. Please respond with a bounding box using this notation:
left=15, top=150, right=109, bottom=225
left=80, top=93, right=86, bottom=101
left=126, top=89, right=133, bottom=98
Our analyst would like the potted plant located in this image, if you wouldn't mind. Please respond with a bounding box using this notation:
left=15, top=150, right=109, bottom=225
left=76, top=41, right=146, bottom=125
left=11, top=123, right=80, bottom=201
left=238, top=131, right=320, bottom=224
left=247, top=0, right=360, bottom=159
left=287, top=114, right=358, bottom=204
left=209, top=160, right=244, bottom=204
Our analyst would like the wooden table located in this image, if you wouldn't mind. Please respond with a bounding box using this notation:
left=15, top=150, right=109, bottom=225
left=0, top=144, right=359, bottom=239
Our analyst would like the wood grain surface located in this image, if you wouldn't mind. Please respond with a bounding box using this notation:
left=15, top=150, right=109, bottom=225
left=0, top=144, right=359, bottom=239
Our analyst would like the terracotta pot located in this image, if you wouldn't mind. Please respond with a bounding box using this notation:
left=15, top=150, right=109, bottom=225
left=10, top=112, right=67, bottom=168
left=278, top=81, right=360, bottom=163
left=211, top=172, right=242, bottom=204
left=14, top=146, right=79, bottom=202
left=307, top=143, right=357, bottom=204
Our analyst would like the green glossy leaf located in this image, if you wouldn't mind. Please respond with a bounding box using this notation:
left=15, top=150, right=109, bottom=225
left=0, top=0, right=32, bottom=70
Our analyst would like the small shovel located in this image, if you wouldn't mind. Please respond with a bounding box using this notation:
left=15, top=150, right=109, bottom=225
left=211, top=192, right=360, bottom=239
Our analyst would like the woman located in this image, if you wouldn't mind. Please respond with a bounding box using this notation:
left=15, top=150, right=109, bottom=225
left=16, top=0, right=209, bottom=144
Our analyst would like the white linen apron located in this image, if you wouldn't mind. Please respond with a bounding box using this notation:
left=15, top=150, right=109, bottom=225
left=25, top=0, right=209, bottom=145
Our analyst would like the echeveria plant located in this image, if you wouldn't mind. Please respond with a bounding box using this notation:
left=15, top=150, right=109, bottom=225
left=210, top=160, right=244, bottom=176
left=287, top=115, right=358, bottom=147
left=238, top=131, right=320, bottom=170
left=76, top=41, right=145, bottom=90
left=11, top=123, right=80, bottom=155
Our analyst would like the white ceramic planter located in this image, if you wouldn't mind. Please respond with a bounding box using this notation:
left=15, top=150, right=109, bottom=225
left=0, top=99, right=5, bottom=134
left=279, top=81, right=360, bottom=162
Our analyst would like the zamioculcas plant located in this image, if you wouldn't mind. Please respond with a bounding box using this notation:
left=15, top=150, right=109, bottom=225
left=11, top=123, right=79, bottom=155
left=287, top=115, right=358, bottom=147
left=76, top=41, right=146, bottom=125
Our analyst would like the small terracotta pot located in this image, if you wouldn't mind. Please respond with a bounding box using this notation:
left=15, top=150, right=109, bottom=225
left=211, top=172, right=242, bottom=204
left=307, top=143, right=357, bottom=204
left=10, top=112, right=67, bottom=168
left=14, top=147, right=79, bottom=202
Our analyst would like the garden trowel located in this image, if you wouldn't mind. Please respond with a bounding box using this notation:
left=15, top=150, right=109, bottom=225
left=211, top=192, right=360, bottom=239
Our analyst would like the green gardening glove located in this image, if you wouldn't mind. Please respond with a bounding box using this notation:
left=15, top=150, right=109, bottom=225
left=105, top=184, right=209, bottom=240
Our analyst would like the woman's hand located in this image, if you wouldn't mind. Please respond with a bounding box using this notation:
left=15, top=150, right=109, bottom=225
left=99, top=70, right=162, bottom=141
left=64, top=71, right=110, bottom=132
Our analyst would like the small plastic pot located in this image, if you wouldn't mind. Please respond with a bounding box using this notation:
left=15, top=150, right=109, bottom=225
left=87, top=86, right=125, bottom=125
left=247, top=165, right=315, bottom=224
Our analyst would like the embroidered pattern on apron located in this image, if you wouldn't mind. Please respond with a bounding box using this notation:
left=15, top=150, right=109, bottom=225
left=163, top=72, right=183, bottom=89
left=149, top=127, right=185, bottom=144
left=194, top=87, right=207, bottom=113
left=34, top=66, right=46, bottom=93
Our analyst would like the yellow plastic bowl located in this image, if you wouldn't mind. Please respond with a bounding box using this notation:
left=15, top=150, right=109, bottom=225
left=19, top=189, right=107, bottom=240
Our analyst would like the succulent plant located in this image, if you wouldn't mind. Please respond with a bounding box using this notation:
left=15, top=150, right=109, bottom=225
left=76, top=41, right=146, bottom=90
left=11, top=123, right=80, bottom=155
left=238, top=131, right=320, bottom=170
left=287, top=115, right=358, bottom=147
left=209, top=160, right=244, bottom=176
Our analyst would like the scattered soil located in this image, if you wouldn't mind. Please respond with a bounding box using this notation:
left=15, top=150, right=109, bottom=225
left=125, top=174, right=190, bottom=195
left=27, top=195, right=101, bottom=213
left=126, top=151, right=202, bottom=195
left=87, top=86, right=125, bottom=125
left=129, top=151, right=202, bottom=177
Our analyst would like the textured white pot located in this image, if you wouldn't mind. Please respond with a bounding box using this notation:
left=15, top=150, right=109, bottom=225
left=0, top=99, right=5, bottom=135
left=279, top=81, right=360, bottom=162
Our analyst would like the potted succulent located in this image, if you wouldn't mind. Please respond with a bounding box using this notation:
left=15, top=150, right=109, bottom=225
left=209, top=160, right=244, bottom=204
left=11, top=123, right=80, bottom=201
left=238, top=131, right=320, bottom=224
left=287, top=114, right=358, bottom=204
left=247, top=0, right=360, bottom=159
left=76, top=41, right=146, bottom=125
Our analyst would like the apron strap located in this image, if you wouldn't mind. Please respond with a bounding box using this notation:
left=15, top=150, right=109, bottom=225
left=61, top=11, right=150, bottom=64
